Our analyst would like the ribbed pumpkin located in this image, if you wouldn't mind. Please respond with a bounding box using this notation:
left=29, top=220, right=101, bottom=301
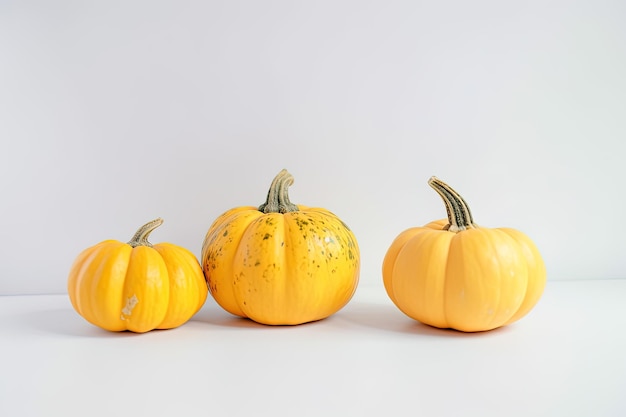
left=383, top=177, right=546, bottom=332
left=201, top=169, right=360, bottom=325
left=68, top=218, right=208, bottom=333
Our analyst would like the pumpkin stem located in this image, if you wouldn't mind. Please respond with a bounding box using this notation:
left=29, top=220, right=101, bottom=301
left=127, top=218, right=164, bottom=247
left=428, top=177, right=476, bottom=232
left=258, top=169, right=300, bottom=214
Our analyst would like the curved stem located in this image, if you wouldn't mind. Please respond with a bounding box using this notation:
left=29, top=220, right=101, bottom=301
left=127, top=218, right=164, bottom=247
left=258, top=169, right=300, bottom=214
left=428, top=177, right=476, bottom=232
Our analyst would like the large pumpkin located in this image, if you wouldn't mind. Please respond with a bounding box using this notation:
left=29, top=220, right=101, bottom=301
left=68, top=218, right=208, bottom=333
left=201, top=169, right=360, bottom=325
left=383, top=177, right=546, bottom=332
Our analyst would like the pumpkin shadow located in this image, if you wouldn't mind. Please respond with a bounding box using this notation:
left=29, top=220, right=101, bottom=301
left=16, top=309, right=156, bottom=338
left=337, top=302, right=513, bottom=338
left=190, top=301, right=335, bottom=330
left=190, top=308, right=267, bottom=329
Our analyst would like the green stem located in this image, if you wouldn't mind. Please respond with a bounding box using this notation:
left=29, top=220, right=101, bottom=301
left=428, top=177, right=476, bottom=232
left=127, top=218, right=164, bottom=247
left=258, top=169, right=300, bottom=214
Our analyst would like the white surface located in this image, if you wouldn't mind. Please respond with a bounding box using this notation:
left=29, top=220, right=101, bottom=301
left=2, top=279, right=625, bottom=417
left=1, top=1, right=626, bottom=295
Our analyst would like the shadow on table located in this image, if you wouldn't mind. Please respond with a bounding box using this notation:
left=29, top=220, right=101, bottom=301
left=16, top=303, right=321, bottom=336
left=16, top=309, right=160, bottom=338
left=15, top=301, right=512, bottom=337
left=189, top=303, right=331, bottom=330
left=190, top=308, right=265, bottom=329
left=337, top=302, right=513, bottom=338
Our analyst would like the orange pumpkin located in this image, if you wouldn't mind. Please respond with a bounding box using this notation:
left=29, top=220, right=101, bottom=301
left=201, top=169, right=360, bottom=325
left=383, top=177, right=546, bottom=332
left=68, top=218, right=208, bottom=333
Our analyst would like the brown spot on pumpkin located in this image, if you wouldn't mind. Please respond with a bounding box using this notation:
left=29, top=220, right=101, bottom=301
left=263, top=233, right=271, bottom=240
left=223, top=230, right=228, bottom=237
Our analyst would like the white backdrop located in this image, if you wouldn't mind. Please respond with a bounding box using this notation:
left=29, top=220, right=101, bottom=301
left=1, top=0, right=625, bottom=295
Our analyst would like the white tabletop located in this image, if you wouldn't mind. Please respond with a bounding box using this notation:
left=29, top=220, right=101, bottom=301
left=2, top=279, right=625, bottom=417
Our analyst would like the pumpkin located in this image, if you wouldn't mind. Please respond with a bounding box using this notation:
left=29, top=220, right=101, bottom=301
left=68, top=218, right=208, bottom=333
left=382, top=177, right=546, bottom=332
left=201, top=169, right=360, bottom=325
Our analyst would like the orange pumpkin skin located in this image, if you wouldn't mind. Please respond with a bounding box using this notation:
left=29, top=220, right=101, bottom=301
left=67, top=219, right=208, bottom=333
left=201, top=170, right=360, bottom=325
left=383, top=179, right=546, bottom=332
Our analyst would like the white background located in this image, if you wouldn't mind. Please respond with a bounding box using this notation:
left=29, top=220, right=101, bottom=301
left=1, top=0, right=625, bottom=295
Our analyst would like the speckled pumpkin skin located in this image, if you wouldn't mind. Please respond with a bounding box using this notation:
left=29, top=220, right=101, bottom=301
left=201, top=205, right=360, bottom=325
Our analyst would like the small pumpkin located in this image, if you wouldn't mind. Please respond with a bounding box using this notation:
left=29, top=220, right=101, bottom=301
left=68, top=218, right=208, bottom=333
left=383, top=177, right=546, bottom=332
left=201, top=169, right=360, bottom=325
